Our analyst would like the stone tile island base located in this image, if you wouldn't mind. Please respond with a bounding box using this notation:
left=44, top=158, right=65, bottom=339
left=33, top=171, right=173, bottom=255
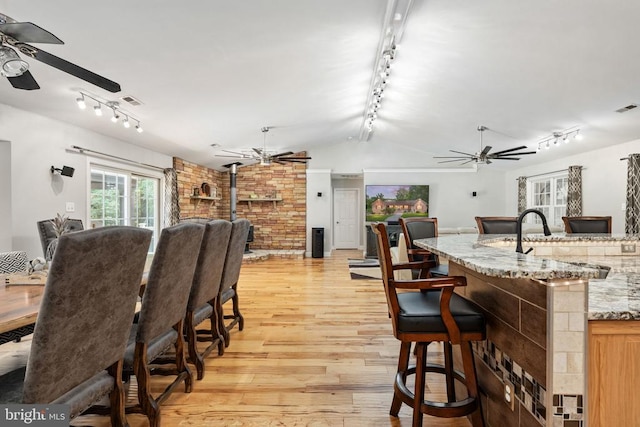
left=449, top=262, right=587, bottom=427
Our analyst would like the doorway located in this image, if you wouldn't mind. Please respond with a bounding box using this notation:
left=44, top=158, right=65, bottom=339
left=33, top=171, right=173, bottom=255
left=333, top=188, right=360, bottom=249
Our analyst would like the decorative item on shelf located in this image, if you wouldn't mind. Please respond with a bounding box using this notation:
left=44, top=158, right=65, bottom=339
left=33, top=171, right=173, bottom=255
left=201, top=182, right=211, bottom=197
left=193, top=187, right=200, bottom=197
left=211, top=187, right=217, bottom=198
left=250, top=194, right=258, bottom=199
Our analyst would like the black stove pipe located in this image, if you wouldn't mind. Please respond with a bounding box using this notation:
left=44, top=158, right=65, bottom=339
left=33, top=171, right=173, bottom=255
left=229, top=163, right=237, bottom=221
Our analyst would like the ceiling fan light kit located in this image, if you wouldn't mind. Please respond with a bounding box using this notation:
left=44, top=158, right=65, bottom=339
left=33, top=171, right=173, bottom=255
left=434, top=125, right=537, bottom=165
left=75, top=91, right=143, bottom=133
left=0, top=12, right=121, bottom=92
left=216, top=126, right=311, bottom=166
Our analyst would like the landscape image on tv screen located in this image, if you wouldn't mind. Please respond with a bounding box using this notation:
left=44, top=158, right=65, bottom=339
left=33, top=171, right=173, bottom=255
left=365, top=185, right=429, bottom=222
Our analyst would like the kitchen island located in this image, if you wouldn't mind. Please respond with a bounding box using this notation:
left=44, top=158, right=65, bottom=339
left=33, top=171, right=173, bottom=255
left=414, top=233, right=640, bottom=427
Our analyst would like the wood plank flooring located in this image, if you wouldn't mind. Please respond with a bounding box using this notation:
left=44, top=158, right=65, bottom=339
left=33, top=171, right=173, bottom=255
left=5, top=250, right=471, bottom=426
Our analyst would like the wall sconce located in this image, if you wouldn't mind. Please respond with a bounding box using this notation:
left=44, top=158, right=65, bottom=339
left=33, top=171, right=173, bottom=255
left=51, top=165, right=75, bottom=177
left=75, top=91, right=143, bottom=133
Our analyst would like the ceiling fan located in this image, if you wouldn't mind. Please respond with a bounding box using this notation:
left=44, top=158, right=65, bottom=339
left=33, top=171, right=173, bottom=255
left=216, top=127, right=312, bottom=166
left=0, top=12, right=120, bottom=92
left=434, top=126, right=536, bottom=165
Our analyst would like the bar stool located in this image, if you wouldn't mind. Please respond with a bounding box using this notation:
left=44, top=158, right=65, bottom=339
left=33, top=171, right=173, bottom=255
left=372, top=222, right=486, bottom=427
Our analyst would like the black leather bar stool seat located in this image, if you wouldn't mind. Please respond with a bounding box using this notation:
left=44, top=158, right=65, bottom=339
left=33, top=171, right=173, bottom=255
left=373, top=222, right=486, bottom=427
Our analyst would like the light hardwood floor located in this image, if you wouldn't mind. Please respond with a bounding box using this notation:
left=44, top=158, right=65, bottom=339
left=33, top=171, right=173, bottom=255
left=5, top=250, right=471, bottom=426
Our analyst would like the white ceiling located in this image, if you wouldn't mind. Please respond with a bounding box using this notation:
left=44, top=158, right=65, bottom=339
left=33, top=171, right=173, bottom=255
left=1, top=0, right=640, bottom=170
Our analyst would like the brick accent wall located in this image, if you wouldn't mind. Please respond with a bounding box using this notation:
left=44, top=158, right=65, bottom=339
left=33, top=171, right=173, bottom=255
left=174, top=158, right=225, bottom=219
left=173, top=156, right=307, bottom=251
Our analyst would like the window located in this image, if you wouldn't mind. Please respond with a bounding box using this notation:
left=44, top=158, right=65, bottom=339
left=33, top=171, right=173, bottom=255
left=90, top=164, right=162, bottom=252
left=528, top=174, right=568, bottom=228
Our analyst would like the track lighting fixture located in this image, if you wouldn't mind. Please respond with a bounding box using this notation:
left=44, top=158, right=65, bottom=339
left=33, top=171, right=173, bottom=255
left=536, top=127, right=583, bottom=151
left=75, top=91, right=142, bottom=134
left=358, top=0, right=412, bottom=141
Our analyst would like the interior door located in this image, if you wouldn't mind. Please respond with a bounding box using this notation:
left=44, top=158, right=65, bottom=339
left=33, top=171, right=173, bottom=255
left=333, top=188, right=359, bottom=249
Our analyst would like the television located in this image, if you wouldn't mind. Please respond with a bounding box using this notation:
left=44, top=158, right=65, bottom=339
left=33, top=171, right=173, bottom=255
left=365, top=185, right=429, bottom=223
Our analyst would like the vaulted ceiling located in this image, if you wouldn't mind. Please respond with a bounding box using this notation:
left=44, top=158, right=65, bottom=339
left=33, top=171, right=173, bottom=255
left=1, top=0, right=639, bottom=170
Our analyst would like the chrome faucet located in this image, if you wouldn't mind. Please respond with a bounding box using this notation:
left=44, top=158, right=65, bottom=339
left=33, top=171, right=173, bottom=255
left=516, top=208, right=552, bottom=253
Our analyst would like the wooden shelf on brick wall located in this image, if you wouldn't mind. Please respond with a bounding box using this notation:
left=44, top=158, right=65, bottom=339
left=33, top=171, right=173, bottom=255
left=238, top=197, right=282, bottom=209
left=190, top=196, right=221, bottom=207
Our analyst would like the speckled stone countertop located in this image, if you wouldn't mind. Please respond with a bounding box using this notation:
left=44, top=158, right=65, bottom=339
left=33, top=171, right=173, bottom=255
left=413, top=233, right=640, bottom=320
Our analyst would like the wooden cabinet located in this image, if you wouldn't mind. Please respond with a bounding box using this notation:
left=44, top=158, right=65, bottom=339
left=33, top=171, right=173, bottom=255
left=588, top=320, right=640, bottom=427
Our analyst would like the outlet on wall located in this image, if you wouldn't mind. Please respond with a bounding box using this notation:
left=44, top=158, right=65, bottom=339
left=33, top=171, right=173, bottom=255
left=504, top=381, right=515, bottom=411
left=65, top=202, right=75, bottom=213
left=622, top=243, right=636, bottom=253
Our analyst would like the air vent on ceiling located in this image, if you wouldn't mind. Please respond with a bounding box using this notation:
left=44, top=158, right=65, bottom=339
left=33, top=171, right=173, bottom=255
left=615, top=104, right=637, bottom=113
left=120, top=95, right=143, bottom=106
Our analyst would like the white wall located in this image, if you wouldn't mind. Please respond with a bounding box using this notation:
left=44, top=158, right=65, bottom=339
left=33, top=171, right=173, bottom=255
left=505, top=138, right=640, bottom=233
left=306, top=169, right=333, bottom=256
left=1, top=104, right=172, bottom=259
left=363, top=168, right=506, bottom=229
left=0, top=141, right=11, bottom=251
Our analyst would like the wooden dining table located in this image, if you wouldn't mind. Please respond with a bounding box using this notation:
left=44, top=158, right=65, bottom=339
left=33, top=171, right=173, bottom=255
left=0, top=271, right=149, bottom=346
left=0, top=275, right=45, bottom=345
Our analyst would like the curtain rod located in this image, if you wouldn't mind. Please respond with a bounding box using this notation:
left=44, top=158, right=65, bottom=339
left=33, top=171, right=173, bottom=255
left=70, top=145, right=167, bottom=171
left=516, top=167, right=585, bottom=180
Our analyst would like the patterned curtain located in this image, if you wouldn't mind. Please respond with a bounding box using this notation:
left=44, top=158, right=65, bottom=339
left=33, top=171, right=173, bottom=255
left=517, top=176, right=527, bottom=214
left=566, top=165, right=583, bottom=217
left=163, top=168, right=180, bottom=227
left=625, top=154, right=640, bottom=234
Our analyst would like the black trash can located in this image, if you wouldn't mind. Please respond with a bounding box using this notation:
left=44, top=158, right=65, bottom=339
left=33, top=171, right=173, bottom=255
left=312, top=227, right=324, bottom=258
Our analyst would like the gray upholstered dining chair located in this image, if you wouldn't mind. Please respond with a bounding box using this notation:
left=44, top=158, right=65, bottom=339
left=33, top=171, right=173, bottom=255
left=123, top=222, right=204, bottom=427
left=16, top=226, right=152, bottom=426
left=185, top=219, right=232, bottom=380
left=475, top=216, right=518, bottom=234
left=36, top=218, right=84, bottom=261
left=217, top=218, right=251, bottom=350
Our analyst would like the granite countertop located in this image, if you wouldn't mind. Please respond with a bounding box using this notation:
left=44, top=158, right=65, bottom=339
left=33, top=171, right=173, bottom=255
left=413, top=233, right=640, bottom=320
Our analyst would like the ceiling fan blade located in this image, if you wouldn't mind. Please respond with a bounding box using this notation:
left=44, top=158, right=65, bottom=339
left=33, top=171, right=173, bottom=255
left=437, top=159, right=469, bottom=164
left=0, top=22, right=63, bottom=44
left=15, top=42, right=121, bottom=92
left=493, top=151, right=537, bottom=157
left=278, top=156, right=312, bottom=160
left=480, top=146, right=492, bottom=156
left=221, top=149, right=247, bottom=156
left=252, top=148, right=263, bottom=155
left=491, top=157, right=521, bottom=160
left=433, top=156, right=471, bottom=159
left=489, top=145, right=530, bottom=156
left=7, top=70, right=39, bottom=90
left=449, top=149, right=475, bottom=156
left=461, top=159, right=476, bottom=165
left=215, top=155, right=246, bottom=158
left=271, top=151, right=294, bottom=158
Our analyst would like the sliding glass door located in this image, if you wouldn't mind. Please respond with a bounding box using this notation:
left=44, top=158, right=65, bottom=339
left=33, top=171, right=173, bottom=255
left=90, top=166, right=160, bottom=252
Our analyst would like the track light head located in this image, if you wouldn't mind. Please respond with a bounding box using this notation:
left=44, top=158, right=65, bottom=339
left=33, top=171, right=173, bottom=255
left=94, top=103, right=103, bottom=116
left=76, top=94, right=86, bottom=110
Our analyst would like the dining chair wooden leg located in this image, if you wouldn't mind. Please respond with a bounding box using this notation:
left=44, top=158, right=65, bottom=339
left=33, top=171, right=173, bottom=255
left=391, top=341, right=412, bottom=416
left=186, top=314, right=205, bottom=380
left=460, top=341, right=485, bottom=427
left=108, top=360, right=129, bottom=427
left=413, top=343, right=427, bottom=427
left=174, top=321, right=193, bottom=393
left=231, top=285, right=244, bottom=331
left=133, top=344, right=161, bottom=427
